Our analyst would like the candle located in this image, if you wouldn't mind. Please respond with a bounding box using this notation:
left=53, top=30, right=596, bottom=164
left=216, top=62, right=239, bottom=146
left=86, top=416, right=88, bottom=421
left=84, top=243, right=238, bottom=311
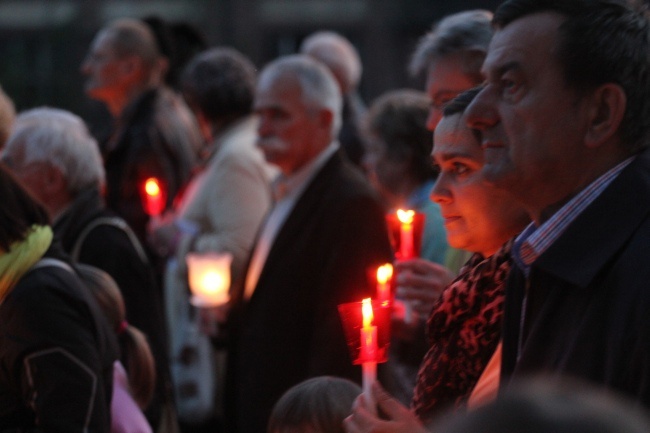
left=397, top=209, right=415, bottom=259
left=186, top=252, right=233, bottom=307
left=142, top=177, right=166, bottom=216
left=360, top=298, right=377, bottom=413
left=376, top=263, right=393, bottom=304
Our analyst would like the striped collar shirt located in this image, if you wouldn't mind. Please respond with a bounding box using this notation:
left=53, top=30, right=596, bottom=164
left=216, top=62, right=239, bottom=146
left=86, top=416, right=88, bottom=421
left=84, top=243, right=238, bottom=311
left=513, top=157, right=634, bottom=275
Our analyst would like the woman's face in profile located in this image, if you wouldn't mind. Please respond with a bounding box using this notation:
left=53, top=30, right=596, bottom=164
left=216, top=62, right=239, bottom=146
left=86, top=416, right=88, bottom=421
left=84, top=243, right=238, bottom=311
left=431, top=112, right=528, bottom=257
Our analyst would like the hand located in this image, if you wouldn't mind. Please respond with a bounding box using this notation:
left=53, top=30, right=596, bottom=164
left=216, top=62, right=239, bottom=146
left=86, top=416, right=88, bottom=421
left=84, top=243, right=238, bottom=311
left=343, top=382, right=429, bottom=433
left=198, top=302, right=231, bottom=336
left=394, top=258, right=454, bottom=317
left=146, top=211, right=179, bottom=256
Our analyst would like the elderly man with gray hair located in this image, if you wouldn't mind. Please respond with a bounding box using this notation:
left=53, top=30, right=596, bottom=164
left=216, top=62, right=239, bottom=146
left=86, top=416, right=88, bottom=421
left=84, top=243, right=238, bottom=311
left=1, top=107, right=173, bottom=430
left=224, top=54, right=393, bottom=433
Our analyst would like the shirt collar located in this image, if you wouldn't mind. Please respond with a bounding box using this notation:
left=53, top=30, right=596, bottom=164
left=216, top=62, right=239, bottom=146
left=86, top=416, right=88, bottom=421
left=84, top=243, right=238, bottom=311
left=513, top=156, right=634, bottom=275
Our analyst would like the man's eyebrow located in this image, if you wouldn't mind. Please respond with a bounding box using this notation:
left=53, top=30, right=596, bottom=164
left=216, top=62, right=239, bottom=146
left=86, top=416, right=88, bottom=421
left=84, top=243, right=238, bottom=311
left=483, top=60, right=521, bottom=79
left=434, top=150, right=475, bottom=162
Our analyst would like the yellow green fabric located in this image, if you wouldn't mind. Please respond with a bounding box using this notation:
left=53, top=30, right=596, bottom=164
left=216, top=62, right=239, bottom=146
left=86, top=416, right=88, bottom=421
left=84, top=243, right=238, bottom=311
left=0, top=225, right=53, bottom=303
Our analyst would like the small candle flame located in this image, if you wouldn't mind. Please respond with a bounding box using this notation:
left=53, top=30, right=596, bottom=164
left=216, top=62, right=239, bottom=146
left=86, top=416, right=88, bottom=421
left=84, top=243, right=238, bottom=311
left=362, top=298, right=374, bottom=328
left=396, top=209, right=415, bottom=224
left=376, top=263, right=393, bottom=284
left=144, top=177, right=162, bottom=197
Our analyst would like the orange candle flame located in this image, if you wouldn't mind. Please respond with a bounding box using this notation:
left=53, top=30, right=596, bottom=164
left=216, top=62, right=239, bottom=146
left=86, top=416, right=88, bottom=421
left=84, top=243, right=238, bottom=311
left=396, top=209, right=415, bottom=224
left=362, top=298, right=374, bottom=328
left=145, top=177, right=161, bottom=197
left=376, top=264, right=393, bottom=284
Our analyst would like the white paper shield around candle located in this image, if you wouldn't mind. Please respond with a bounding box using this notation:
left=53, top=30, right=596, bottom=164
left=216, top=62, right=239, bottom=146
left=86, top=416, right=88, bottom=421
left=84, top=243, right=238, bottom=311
left=186, top=252, right=233, bottom=307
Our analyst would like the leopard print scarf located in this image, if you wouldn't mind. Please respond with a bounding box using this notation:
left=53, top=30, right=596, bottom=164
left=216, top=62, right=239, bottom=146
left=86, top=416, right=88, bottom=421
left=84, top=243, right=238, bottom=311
left=411, top=239, right=513, bottom=422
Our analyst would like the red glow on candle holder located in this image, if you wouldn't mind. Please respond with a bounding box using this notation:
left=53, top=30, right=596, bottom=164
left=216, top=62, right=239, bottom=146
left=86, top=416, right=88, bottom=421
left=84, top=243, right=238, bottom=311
left=385, top=209, right=426, bottom=260
left=140, top=177, right=167, bottom=216
left=337, top=299, right=390, bottom=365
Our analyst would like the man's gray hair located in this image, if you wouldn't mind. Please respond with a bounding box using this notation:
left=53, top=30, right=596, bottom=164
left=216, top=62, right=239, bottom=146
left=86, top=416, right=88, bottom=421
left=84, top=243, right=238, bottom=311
left=260, top=54, right=343, bottom=137
left=409, top=10, right=493, bottom=77
left=4, top=107, right=105, bottom=195
left=300, top=31, right=362, bottom=95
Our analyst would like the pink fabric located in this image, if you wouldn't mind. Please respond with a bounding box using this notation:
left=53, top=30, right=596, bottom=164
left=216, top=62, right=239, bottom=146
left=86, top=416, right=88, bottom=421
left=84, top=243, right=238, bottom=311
left=111, top=361, right=152, bottom=433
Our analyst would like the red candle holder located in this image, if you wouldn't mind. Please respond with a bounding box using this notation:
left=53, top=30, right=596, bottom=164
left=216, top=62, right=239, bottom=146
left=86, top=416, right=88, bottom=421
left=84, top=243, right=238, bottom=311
left=337, top=299, right=391, bottom=365
left=385, top=210, right=426, bottom=260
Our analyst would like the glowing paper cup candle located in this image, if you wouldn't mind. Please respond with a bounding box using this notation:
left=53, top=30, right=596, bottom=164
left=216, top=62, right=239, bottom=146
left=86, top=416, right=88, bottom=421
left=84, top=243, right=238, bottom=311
left=376, top=263, right=393, bottom=305
left=186, top=252, right=233, bottom=307
left=337, top=299, right=390, bottom=413
left=360, top=298, right=378, bottom=408
left=140, top=177, right=166, bottom=216
left=385, top=210, right=426, bottom=260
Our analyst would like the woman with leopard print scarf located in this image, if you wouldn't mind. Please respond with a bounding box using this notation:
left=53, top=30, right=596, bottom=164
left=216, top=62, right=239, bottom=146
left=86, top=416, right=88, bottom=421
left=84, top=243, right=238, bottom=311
left=344, top=88, right=529, bottom=433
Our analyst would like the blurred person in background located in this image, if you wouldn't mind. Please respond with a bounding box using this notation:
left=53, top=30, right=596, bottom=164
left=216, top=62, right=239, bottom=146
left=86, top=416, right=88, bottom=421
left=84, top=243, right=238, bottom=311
left=0, top=164, right=117, bottom=432
left=1, top=107, right=173, bottom=431
left=301, top=31, right=367, bottom=169
left=81, top=18, right=200, bottom=250
left=361, top=89, right=450, bottom=404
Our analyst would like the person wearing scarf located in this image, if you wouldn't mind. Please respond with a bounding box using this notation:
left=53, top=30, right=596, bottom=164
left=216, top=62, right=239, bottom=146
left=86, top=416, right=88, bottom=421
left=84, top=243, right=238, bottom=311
left=0, top=165, right=117, bottom=433
left=343, top=88, right=529, bottom=433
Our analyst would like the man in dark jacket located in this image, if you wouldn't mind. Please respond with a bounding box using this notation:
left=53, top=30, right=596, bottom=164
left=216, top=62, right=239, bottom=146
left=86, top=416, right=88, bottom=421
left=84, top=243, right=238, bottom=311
left=466, top=0, right=650, bottom=408
left=81, top=17, right=200, bottom=246
left=224, top=55, right=393, bottom=433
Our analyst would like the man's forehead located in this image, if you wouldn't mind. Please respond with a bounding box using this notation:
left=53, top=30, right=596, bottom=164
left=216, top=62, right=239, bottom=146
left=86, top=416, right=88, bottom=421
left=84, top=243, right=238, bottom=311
left=482, top=12, right=563, bottom=73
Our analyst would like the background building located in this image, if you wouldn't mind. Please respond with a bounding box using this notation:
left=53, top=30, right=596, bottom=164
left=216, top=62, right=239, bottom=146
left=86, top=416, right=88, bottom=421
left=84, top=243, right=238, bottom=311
left=0, top=0, right=502, bottom=131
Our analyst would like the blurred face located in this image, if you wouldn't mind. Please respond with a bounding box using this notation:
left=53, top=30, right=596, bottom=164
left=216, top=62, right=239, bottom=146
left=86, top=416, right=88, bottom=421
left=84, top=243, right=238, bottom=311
left=431, top=112, right=528, bottom=257
left=1, top=148, right=49, bottom=205
left=80, top=31, right=128, bottom=103
left=465, top=13, right=590, bottom=222
left=425, top=53, right=480, bottom=131
left=254, top=73, right=328, bottom=175
left=362, top=134, right=406, bottom=203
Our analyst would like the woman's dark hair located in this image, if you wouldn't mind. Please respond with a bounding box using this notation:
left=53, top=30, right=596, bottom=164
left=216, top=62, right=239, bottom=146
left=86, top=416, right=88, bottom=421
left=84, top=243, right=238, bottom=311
left=0, top=163, right=49, bottom=252
left=181, top=47, right=257, bottom=127
left=364, top=89, right=437, bottom=183
left=443, top=86, right=483, bottom=117
left=268, top=376, right=361, bottom=433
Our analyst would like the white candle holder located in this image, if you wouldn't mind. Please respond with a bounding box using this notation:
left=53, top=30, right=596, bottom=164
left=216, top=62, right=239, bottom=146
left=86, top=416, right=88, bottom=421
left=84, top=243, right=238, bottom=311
left=186, top=252, right=233, bottom=308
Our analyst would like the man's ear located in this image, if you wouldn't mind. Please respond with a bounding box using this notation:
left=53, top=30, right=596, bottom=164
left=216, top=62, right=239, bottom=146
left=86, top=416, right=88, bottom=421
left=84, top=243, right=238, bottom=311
left=119, top=55, right=144, bottom=80
left=43, top=164, right=67, bottom=195
left=318, top=108, right=334, bottom=131
left=584, top=83, right=626, bottom=148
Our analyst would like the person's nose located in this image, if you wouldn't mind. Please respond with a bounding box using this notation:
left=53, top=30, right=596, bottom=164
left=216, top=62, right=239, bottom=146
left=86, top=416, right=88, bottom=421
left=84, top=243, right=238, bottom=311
left=465, top=86, right=498, bottom=132
left=430, top=174, right=452, bottom=205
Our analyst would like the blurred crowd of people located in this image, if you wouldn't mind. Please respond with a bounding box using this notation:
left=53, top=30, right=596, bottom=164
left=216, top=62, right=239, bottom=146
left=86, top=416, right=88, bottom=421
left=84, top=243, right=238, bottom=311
left=2, top=1, right=650, bottom=433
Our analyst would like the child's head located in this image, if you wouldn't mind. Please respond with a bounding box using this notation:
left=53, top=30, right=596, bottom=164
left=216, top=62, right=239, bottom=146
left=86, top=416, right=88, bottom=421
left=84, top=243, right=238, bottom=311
left=268, top=376, right=362, bottom=433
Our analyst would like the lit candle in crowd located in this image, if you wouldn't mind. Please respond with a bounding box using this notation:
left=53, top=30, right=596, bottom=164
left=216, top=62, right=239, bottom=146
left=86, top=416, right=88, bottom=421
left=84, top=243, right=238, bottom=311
left=142, top=177, right=166, bottom=216
left=397, top=209, right=415, bottom=259
left=186, top=252, right=232, bottom=307
left=360, top=298, right=377, bottom=412
left=376, top=263, right=393, bottom=304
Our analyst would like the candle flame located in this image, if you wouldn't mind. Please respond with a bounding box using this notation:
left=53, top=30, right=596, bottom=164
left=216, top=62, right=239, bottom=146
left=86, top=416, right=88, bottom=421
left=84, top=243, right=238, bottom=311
left=362, top=298, right=374, bottom=328
left=397, top=209, right=415, bottom=224
left=144, top=177, right=161, bottom=197
left=376, top=263, right=393, bottom=284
